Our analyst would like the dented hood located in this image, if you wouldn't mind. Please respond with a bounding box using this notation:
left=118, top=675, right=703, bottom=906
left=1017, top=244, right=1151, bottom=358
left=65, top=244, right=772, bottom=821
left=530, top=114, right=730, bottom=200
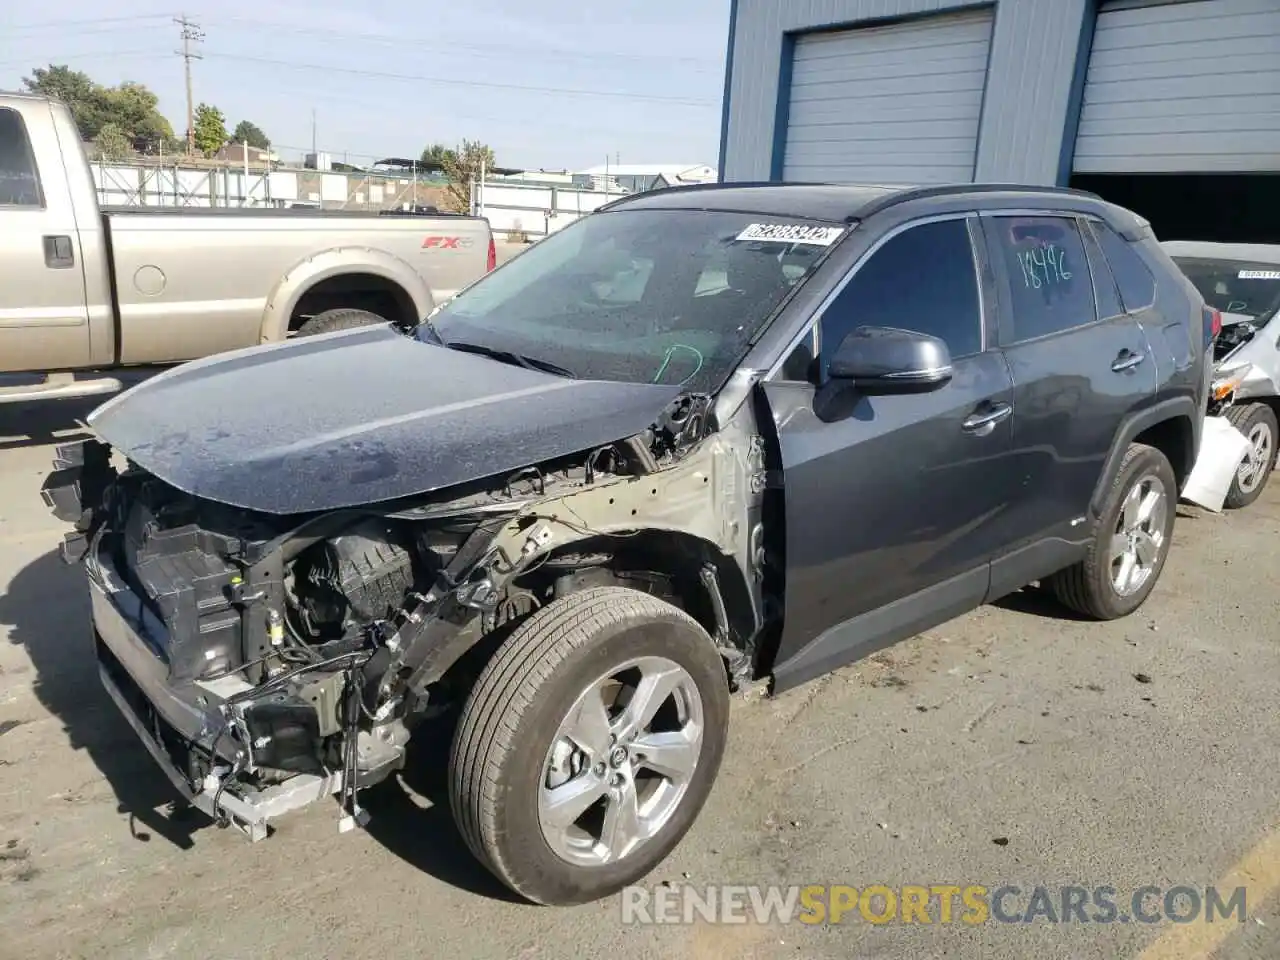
left=87, top=324, right=682, bottom=515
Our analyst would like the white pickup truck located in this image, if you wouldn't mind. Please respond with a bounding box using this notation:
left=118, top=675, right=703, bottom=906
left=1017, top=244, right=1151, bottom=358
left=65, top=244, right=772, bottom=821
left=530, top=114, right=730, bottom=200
left=0, top=92, right=496, bottom=403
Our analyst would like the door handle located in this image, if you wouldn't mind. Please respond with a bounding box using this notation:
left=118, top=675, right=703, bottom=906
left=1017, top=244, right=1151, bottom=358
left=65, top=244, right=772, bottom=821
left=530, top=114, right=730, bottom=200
left=43, top=235, right=75, bottom=269
left=962, top=402, right=1012, bottom=436
left=1111, top=349, right=1146, bottom=373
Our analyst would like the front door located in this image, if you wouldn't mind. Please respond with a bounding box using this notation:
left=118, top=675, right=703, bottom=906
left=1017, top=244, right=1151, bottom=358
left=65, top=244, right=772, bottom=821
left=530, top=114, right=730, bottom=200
left=759, top=215, right=1018, bottom=690
left=979, top=213, right=1156, bottom=549
left=0, top=102, right=92, bottom=373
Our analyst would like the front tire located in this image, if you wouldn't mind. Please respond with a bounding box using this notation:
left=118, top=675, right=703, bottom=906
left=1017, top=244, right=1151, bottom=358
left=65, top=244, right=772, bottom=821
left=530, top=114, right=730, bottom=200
left=449, top=586, right=730, bottom=906
left=1048, top=443, right=1177, bottom=620
left=293, top=307, right=388, bottom=337
left=1224, top=402, right=1278, bottom=510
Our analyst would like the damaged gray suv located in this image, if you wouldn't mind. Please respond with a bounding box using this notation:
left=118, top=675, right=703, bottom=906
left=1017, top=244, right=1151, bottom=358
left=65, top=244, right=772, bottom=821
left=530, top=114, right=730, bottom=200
left=44, top=182, right=1208, bottom=906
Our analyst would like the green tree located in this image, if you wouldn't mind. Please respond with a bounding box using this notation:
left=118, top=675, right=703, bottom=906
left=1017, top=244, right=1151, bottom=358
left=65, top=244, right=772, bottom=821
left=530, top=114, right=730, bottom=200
left=22, top=66, right=177, bottom=151
left=192, top=103, right=228, bottom=156
left=419, top=142, right=455, bottom=170
left=101, top=82, right=176, bottom=148
left=22, top=65, right=102, bottom=134
left=232, top=120, right=269, bottom=149
left=422, top=139, right=497, bottom=213
left=90, top=123, right=133, bottom=161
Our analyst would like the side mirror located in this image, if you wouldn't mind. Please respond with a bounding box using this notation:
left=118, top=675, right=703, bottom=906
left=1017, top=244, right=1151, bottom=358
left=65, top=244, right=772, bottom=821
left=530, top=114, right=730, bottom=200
left=827, top=326, right=953, bottom=394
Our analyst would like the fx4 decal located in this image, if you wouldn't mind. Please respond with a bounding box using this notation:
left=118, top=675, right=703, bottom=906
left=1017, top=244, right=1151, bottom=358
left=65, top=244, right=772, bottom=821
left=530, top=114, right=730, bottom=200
left=422, top=235, right=475, bottom=250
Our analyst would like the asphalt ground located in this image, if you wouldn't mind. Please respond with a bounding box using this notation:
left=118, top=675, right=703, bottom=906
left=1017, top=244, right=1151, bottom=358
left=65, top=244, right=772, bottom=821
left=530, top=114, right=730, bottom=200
left=0, top=357, right=1276, bottom=959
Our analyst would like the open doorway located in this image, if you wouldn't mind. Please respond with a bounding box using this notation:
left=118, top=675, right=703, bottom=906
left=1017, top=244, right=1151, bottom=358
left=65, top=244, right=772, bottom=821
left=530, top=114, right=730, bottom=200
left=1069, top=174, right=1280, bottom=245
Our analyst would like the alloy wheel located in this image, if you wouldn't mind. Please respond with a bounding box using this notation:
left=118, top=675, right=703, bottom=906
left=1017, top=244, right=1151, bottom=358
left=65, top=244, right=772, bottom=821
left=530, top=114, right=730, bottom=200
left=1110, top=473, right=1168, bottom=597
left=1235, top=421, right=1274, bottom=495
left=537, top=655, right=704, bottom=867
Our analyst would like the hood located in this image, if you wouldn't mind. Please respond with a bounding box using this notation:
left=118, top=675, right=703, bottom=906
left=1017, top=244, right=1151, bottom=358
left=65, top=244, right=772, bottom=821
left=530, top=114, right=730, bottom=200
left=88, top=324, right=683, bottom=515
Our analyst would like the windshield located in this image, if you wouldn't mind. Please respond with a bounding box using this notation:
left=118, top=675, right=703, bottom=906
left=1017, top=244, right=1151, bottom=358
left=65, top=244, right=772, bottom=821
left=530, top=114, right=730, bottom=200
left=417, top=208, right=843, bottom=393
left=1172, top=257, right=1280, bottom=324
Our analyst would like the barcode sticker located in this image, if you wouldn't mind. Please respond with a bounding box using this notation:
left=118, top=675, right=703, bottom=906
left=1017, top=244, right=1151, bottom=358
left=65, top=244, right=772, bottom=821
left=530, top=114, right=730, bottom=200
left=735, top=223, right=845, bottom=246
left=1238, top=270, right=1280, bottom=279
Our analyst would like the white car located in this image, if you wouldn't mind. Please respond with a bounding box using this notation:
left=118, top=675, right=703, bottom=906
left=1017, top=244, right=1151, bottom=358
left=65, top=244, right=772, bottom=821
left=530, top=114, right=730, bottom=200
left=1164, top=240, right=1280, bottom=508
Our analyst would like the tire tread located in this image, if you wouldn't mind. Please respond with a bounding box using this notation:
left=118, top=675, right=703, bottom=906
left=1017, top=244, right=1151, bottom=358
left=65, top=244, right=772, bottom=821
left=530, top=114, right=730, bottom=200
left=449, top=586, right=708, bottom=902
left=1050, top=442, right=1172, bottom=620
left=1223, top=403, right=1278, bottom=509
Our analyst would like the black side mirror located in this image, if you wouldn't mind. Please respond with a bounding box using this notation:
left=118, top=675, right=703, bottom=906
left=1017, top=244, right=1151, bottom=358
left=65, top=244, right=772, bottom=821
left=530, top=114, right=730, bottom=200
left=827, top=326, right=953, bottom=395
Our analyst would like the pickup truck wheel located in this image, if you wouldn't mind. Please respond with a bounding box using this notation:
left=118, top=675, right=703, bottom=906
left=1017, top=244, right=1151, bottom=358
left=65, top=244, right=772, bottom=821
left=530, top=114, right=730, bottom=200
left=1048, top=443, right=1177, bottom=620
left=293, top=307, right=388, bottom=337
left=1224, top=403, right=1278, bottom=509
left=448, top=586, right=730, bottom=906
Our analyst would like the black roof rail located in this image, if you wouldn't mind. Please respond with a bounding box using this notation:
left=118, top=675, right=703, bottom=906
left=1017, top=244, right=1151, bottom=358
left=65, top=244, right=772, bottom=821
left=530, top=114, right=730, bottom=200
left=850, top=181, right=1105, bottom=220
left=595, top=179, right=1106, bottom=218
left=594, top=179, right=838, bottom=213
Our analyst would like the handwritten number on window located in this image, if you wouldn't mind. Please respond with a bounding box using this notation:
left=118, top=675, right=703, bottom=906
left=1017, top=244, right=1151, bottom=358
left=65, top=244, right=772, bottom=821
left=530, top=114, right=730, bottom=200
left=1016, top=242, right=1072, bottom=290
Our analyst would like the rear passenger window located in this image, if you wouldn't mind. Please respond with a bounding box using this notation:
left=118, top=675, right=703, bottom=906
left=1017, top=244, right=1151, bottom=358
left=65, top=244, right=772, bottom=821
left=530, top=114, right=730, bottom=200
left=989, top=215, right=1095, bottom=343
left=814, top=218, right=983, bottom=376
left=1080, top=220, right=1125, bottom=320
left=0, top=108, right=43, bottom=207
left=1090, top=221, right=1157, bottom=313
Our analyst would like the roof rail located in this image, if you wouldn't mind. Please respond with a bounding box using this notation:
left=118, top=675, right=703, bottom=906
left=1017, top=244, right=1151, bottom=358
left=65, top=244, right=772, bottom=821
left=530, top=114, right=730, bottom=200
left=594, top=179, right=837, bottom=212
left=851, top=182, right=1104, bottom=220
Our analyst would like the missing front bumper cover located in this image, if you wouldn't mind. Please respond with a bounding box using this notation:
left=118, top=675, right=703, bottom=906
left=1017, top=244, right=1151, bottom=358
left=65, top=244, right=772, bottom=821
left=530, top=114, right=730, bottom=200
left=99, top=662, right=346, bottom=841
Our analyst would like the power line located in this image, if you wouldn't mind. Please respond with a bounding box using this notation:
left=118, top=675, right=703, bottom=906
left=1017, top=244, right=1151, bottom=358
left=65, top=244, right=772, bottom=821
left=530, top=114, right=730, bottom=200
left=199, top=15, right=719, bottom=68
left=5, top=22, right=173, bottom=40
left=7, top=14, right=175, bottom=34
left=174, top=15, right=203, bottom=156
left=0, top=49, right=172, bottom=70
left=253, top=82, right=715, bottom=143
left=198, top=51, right=718, bottom=107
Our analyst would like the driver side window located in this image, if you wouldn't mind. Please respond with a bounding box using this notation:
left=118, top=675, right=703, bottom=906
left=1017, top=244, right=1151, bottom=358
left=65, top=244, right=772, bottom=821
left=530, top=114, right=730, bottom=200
left=779, top=217, right=984, bottom=382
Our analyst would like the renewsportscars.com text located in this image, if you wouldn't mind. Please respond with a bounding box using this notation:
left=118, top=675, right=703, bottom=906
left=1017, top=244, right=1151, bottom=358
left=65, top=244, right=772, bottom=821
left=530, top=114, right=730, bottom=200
left=620, top=883, right=1249, bottom=926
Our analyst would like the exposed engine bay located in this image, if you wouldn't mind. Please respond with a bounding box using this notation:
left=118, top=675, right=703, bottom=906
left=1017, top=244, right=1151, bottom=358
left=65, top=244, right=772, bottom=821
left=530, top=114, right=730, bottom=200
left=49, top=392, right=767, bottom=839
left=1214, top=314, right=1259, bottom=366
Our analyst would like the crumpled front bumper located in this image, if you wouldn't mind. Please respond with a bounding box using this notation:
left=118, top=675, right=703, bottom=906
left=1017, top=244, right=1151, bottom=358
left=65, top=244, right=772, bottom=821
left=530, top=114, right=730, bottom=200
left=89, top=560, right=348, bottom=841
left=41, top=431, right=349, bottom=842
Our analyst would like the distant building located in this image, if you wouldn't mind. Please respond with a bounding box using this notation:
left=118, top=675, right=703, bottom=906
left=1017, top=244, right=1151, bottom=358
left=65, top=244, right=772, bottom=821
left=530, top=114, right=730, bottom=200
left=575, top=163, right=718, bottom=193
left=216, top=142, right=276, bottom=168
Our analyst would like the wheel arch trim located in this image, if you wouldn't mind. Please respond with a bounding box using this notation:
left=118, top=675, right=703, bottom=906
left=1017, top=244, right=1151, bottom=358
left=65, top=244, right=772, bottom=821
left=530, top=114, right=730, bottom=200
left=259, top=247, right=433, bottom=343
left=1091, top=397, right=1200, bottom=515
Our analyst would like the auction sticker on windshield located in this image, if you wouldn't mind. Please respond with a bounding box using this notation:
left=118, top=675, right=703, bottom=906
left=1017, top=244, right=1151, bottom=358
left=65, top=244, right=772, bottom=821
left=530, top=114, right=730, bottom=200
left=736, top=223, right=845, bottom=246
left=1238, top=270, right=1280, bottom=279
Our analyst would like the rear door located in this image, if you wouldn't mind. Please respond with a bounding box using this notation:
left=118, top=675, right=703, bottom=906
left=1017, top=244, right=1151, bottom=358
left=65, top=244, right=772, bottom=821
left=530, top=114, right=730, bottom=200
left=980, top=212, right=1156, bottom=553
left=0, top=101, right=92, bottom=372
left=759, top=215, right=1017, bottom=687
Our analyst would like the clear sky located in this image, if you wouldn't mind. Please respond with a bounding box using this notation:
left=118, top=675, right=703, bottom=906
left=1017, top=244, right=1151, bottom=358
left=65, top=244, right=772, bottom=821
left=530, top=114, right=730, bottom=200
left=2, top=2, right=730, bottom=171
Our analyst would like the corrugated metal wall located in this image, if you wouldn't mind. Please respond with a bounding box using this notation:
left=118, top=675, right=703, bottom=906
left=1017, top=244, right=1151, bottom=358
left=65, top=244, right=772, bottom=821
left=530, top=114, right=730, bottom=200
left=721, top=0, right=1091, bottom=185
left=1074, top=0, right=1280, bottom=174
left=781, top=8, right=994, bottom=184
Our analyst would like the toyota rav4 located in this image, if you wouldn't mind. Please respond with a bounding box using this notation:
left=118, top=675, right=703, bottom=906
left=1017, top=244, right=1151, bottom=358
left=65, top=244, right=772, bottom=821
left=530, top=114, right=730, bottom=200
left=44, top=182, right=1209, bottom=906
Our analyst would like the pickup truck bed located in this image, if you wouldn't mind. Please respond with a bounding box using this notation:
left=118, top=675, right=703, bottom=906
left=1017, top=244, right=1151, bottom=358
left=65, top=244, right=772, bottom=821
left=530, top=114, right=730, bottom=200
left=0, top=93, right=495, bottom=401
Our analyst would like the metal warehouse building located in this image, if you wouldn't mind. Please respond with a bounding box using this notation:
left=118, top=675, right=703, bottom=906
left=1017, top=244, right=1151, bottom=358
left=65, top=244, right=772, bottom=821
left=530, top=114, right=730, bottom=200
left=718, top=0, right=1280, bottom=241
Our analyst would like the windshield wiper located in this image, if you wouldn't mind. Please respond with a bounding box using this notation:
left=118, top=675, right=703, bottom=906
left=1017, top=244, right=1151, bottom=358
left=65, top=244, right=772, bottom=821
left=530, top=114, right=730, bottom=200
left=441, top=339, right=576, bottom=379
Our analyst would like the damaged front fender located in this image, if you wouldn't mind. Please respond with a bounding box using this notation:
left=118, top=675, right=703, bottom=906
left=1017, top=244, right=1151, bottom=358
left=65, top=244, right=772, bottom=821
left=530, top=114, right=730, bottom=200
left=380, top=417, right=769, bottom=703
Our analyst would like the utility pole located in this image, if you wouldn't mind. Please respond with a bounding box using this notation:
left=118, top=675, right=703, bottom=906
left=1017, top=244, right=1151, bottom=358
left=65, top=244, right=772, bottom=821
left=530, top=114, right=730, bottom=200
left=175, top=15, right=204, bottom=156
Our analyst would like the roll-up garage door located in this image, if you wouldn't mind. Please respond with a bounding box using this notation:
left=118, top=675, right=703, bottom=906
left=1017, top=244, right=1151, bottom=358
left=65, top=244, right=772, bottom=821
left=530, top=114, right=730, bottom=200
left=780, top=8, right=993, bottom=184
left=1074, top=0, right=1280, bottom=173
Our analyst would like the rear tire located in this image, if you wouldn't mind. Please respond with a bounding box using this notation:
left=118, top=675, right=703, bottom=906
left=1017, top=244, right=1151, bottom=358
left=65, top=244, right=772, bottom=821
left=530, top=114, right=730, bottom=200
left=1048, top=443, right=1177, bottom=620
left=1223, top=402, right=1277, bottom=510
left=448, top=586, right=730, bottom=906
left=293, top=307, right=388, bottom=337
